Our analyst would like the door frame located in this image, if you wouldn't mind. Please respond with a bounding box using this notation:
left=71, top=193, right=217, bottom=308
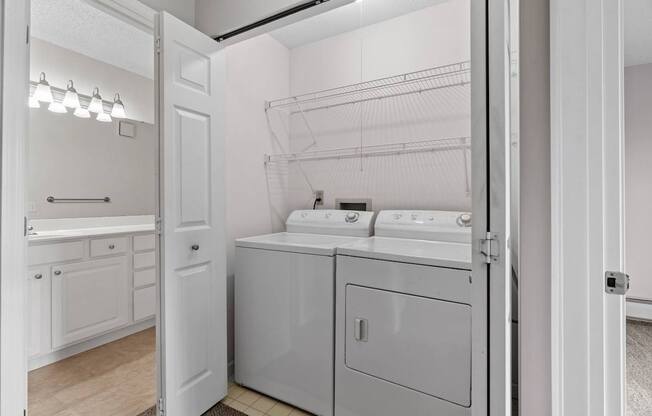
left=550, top=0, right=625, bottom=415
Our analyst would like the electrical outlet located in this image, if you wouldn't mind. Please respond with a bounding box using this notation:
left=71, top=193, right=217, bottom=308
left=314, top=190, right=324, bottom=206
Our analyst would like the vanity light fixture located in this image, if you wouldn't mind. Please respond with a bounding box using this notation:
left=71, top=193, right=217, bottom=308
left=96, top=110, right=112, bottom=123
left=28, top=94, right=40, bottom=108
left=110, top=93, right=126, bottom=119
left=34, top=72, right=54, bottom=103
left=62, top=80, right=81, bottom=109
left=88, top=87, right=104, bottom=113
left=73, top=106, right=91, bottom=119
left=48, top=101, right=68, bottom=114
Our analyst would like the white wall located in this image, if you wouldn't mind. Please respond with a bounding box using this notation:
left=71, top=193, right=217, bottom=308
left=28, top=109, right=156, bottom=219
left=276, top=1, right=471, bottom=213
left=139, top=0, right=196, bottom=26
left=224, top=34, right=290, bottom=368
left=30, top=38, right=154, bottom=124
left=625, top=63, right=652, bottom=301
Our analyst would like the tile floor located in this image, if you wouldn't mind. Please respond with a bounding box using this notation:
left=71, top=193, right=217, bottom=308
left=28, top=328, right=156, bottom=416
left=223, top=383, right=313, bottom=416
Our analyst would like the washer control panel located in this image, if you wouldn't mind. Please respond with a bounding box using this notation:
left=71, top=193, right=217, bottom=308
left=375, top=210, right=472, bottom=243
left=286, top=210, right=374, bottom=237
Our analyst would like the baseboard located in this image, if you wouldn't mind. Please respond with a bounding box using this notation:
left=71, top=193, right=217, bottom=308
left=627, top=299, right=652, bottom=322
left=29, top=318, right=155, bottom=371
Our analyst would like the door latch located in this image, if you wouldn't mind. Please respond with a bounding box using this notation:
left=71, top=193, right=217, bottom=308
left=605, top=271, right=630, bottom=295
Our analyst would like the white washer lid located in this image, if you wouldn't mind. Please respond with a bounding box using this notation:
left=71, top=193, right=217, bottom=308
left=286, top=210, right=374, bottom=237
left=236, top=232, right=367, bottom=256
left=337, top=236, right=471, bottom=269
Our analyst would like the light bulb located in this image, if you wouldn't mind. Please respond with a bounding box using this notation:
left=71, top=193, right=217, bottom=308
left=96, top=111, right=112, bottom=123
left=48, top=101, right=67, bottom=114
left=74, top=106, right=91, bottom=118
left=28, top=95, right=40, bottom=108
left=110, top=93, right=126, bottom=118
left=34, top=72, right=53, bottom=103
left=62, top=80, right=80, bottom=109
left=88, top=87, right=104, bottom=113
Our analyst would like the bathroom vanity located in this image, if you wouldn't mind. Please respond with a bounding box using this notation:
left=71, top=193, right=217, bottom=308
left=27, top=215, right=157, bottom=370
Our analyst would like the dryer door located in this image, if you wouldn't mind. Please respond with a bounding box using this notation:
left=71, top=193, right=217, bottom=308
left=345, top=284, right=472, bottom=407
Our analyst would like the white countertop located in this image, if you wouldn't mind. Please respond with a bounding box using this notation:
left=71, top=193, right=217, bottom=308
left=29, top=215, right=155, bottom=243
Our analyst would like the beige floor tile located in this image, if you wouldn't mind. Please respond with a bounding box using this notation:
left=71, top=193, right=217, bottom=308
left=251, top=396, right=276, bottom=413
left=267, top=402, right=293, bottom=416
left=237, top=389, right=263, bottom=406
left=229, top=400, right=250, bottom=412
left=243, top=407, right=266, bottom=416
left=222, top=397, right=236, bottom=406
left=288, top=409, right=312, bottom=416
left=227, top=384, right=247, bottom=400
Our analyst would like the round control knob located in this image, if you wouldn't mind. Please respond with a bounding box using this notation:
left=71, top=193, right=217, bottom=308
left=393, top=213, right=402, bottom=220
left=34, top=273, right=43, bottom=280
left=54, top=270, right=62, bottom=276
left=457, top=213, right=472, bottom=227
left=345, top=212, right=360, bottom=223
left=108, top=244, right=115, bottom=250
left=191, top=244, right=200, bottom=251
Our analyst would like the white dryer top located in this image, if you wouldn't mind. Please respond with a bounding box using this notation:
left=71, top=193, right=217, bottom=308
left=337, top=237, right=471, bottom=270
left=374, top=210, right=471, bottom=243
left=236, top=232, right=366, bottom=256
left=285, top=210, right=374, bottom=237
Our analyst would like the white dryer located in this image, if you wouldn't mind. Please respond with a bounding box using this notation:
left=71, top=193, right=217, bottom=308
left=235, top=210, right=374, bottom=416
left=335, top=210, right=483, bottom=416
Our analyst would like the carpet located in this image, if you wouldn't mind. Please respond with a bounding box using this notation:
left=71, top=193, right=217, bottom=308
left=627, top=319, right=652, bottom=416
left=137, top=402, right=246, bottom=416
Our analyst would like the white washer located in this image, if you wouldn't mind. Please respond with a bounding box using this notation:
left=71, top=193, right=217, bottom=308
left=235, top=210, right=375, bottom=416
left=335, top=210, right=482, bottom=416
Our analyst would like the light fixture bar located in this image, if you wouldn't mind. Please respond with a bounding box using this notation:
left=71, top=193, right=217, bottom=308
left=29, top=81, right=119, bottom=114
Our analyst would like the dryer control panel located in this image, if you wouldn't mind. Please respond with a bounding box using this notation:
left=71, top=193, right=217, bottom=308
left=374, top=210, right=472, bottom=243
left=286, top=210, right=375, bottom=237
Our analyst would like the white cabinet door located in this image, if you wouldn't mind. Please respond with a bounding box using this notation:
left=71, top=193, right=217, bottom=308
left=158, top=11, right=227, bottom=416
left=27, top=267, right=50, bottom=359
left=51, top=257, right=129, bottom=349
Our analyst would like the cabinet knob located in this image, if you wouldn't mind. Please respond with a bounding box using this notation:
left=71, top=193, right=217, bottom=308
left=54, top=270, right=62, bottom=276
left=108, top=244, right=115, bottom=250
left=191, top=244, right=200, bottom=251
left=34, top=273, right=43, bottom=280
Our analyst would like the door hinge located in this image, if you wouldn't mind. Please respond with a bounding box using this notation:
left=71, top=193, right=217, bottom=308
left=24, top=216, right=28, bottom=237
left=480, top=232, right=499, bottom=264
left=26, top=25, right=30, bottom=44
left=158, top=397, right=165, bottom=416
left=155, top=217, right=162, bottom=235
left=155, top=37, right=161, bottom=55
left=605, top=271, right=630, bottom=295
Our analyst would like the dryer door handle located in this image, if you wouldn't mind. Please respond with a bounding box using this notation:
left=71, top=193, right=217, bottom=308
left=354, top=318, right=368, bottom=342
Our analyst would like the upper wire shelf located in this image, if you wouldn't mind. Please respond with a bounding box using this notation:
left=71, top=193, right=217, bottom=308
left=265, top=61, right=470, bottom=114
left=264, top=137, right=470, bottom=164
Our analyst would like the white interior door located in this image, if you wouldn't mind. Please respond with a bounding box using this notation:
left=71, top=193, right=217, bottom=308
left=157, top=11, right=227, bottom=416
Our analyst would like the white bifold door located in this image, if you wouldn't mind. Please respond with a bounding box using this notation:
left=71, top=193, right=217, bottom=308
left=156, top=12, right=227, bottom=416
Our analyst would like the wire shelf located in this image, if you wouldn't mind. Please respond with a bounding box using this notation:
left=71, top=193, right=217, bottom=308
left=265, top=61, right=470, bottom=114
left=264, top=137, right=471, bottom=164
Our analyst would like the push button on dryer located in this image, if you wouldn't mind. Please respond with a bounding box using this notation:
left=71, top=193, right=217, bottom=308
left=345, top=212, right=360, bottom=223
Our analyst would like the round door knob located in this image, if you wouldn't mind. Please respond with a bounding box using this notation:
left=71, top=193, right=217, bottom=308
left=108, top=244, right=115, bottom=250
left=54, top=270, right=62, bottom=276
left=34, top=273, right=43, bottom=280
left=191, top=244, right=200, bottom=251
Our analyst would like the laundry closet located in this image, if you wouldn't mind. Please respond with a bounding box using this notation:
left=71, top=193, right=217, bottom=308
left=221, top=1, right=484, bottom=415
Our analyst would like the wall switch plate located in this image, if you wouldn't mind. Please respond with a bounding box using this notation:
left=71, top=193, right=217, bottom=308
left=314, top=190, right=324, bottom=206
left=118, top=121, right=136, bottom=138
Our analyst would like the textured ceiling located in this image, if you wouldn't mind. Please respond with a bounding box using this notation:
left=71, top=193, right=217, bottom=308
left=270, top=0, right=452, bottom=49
left=625, top=0, right=652, bottom=67
left=31, top=0, right=154, bottom=78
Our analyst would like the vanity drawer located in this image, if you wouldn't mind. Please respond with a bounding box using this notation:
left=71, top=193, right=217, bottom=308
left=134, top=286, right=156, bottom=321
left=134, top=251, right=156, bottom=269
left=134, top=268, right=156, bottom=288
left=133, top=234, right=156, bottom=252
left=90, top=237, right=128, bottom=258
left=29, top=241, right=85, bottom=266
